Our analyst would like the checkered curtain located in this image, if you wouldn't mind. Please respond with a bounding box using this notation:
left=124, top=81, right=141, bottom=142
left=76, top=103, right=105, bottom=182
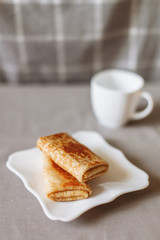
left=0, top=0, right=159, bottom=84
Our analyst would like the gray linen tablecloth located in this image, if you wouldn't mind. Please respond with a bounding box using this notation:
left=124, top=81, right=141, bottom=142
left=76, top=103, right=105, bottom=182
left=0, top=84, right=160, bottom=240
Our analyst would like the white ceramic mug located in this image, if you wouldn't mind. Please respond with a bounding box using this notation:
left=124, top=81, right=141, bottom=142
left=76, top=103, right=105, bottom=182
left=90, top=69, right=154, bottom=128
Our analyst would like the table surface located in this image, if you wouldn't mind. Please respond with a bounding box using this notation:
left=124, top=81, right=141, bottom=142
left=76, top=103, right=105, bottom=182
left=0, top=84, right=160, bottom=240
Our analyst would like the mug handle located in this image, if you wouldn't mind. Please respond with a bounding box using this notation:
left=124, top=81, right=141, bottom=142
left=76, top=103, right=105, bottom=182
left=131, top=91, right=154, bottom=120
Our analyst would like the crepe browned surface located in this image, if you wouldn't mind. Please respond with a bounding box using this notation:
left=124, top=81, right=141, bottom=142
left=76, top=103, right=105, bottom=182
left=42, top=154, right=92, bottom=201
left=37, top=132, right=108, bottom=182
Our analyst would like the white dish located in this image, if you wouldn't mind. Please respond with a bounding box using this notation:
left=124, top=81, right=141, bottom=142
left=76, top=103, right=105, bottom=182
left=6, top=131, right=149, bottom=222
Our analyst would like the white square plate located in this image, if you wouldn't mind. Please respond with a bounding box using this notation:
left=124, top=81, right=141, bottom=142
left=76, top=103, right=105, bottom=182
left=6, top=131, right=149, bottom=222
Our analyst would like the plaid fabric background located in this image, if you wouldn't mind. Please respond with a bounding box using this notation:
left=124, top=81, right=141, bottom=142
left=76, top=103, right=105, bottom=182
left=0, top=0, right=159, bottom=84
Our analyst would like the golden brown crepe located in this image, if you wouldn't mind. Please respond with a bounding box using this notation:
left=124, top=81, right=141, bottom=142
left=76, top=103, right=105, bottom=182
left=42, top=153, right=92, bottom=201
left=37, top=132, right=108, bottom=182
